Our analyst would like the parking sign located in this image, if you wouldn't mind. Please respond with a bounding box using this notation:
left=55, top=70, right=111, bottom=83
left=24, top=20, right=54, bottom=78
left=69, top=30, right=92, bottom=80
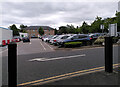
left=109, top=23, right=117, bottom=37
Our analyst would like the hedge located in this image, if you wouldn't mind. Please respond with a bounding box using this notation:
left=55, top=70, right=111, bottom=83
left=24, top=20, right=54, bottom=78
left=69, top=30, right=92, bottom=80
left=65, top=42, right=82, bottom=45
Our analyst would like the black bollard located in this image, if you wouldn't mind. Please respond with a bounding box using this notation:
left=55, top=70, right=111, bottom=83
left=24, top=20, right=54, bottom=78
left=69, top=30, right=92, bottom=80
left=105, top=37, right=113, bottom=73
left=8, top=42, right=17, bottom=87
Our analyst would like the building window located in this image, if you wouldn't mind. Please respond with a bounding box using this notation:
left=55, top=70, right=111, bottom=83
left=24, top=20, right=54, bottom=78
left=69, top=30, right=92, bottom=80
left=33, top=30, right=35, bottom=32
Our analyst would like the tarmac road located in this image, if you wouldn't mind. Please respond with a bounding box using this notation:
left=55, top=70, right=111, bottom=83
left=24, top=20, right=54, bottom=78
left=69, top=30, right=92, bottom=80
left=1, top=39, right=119, bottom=86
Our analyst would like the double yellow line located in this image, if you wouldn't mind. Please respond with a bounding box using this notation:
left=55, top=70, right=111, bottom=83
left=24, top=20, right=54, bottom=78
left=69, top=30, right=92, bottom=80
left=17, top=63, right=119, bottom=86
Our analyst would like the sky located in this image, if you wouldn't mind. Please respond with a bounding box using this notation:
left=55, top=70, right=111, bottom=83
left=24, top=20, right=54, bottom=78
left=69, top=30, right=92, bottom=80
left=1, top=0, right=119, bottom=29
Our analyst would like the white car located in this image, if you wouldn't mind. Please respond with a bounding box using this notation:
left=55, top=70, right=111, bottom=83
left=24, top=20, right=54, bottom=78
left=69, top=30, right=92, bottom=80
left=49, top=35, right=59, bottom=44
left=51, top=35, right=72, bottom=45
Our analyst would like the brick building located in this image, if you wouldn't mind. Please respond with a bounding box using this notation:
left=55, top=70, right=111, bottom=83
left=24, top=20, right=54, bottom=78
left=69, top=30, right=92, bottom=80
left=24, top=26, right=55, bottom=37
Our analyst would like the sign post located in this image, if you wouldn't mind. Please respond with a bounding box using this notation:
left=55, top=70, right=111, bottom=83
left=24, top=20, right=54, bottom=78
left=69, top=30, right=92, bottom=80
left=109, top=23, right=117, bottom=37
left=100, top=24, right=104, bottom=33
left=104, top=23, right=117, bottom=73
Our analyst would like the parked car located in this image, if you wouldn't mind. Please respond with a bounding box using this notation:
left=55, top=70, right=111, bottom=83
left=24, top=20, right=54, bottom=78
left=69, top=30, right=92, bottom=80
left=41, top=35, right=48, bottom=41
left=49, top=35, right=59, bottom=44
left=13, top=36, right=21, bottom=42
left=52, top=35, right=72, bottom=46
left=58, top=34, right=94, bottom=47
left=46, top=35, right=54, bottom=42
left=43, top=35, right=53, bottom=42
left=39, top=36, right=42, bottom=39
left=23, top=37, right=30, bottom=42
left=88, top=33, right=102, bottom=40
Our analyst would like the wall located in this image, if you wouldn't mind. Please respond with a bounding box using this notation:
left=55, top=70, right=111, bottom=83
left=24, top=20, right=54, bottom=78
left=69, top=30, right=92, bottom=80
left=27, top=29, right=55, bottom=37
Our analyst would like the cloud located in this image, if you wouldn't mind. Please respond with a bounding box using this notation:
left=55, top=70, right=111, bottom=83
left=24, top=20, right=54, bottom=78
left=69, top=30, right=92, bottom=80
left=1, top=1, right=118, bottom=29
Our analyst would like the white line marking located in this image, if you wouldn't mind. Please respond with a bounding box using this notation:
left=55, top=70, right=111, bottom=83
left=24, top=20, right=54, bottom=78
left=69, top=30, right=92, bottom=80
left=29, top=54, right=86, bottom=62
left=40, top=42, right=46, bottom=50
left=44, top=42, right=54, bottom=50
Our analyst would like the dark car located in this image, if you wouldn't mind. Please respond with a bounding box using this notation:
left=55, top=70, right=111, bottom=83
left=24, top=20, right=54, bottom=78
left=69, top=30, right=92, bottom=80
left=13, top=36, right=21, bottom=42
left=22, top=37, right=30, bottom=42
left=58, top=34, right=93, bottom=47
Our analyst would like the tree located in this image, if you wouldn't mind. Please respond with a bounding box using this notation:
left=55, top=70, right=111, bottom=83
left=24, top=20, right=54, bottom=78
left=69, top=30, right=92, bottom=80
left=20, top=24, right=27, bottom=33
left=9, top=24, right=19, bottom=36
left=38, top=27, right=44, bottom=36
left=115, top=11, right=120, bottom=31
left=66, top=24, right=75, bottom=34
left=58, top=26, right=68, bottom=34
left=54, top=28, right=58, bottom=35
left=80, top=21, right=90, bottom=34
left=90, top=16, right=103, bottom=33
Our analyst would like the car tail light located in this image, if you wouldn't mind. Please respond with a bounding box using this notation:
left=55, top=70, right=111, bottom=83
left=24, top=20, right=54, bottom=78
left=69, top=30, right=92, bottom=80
left=54, top=40, right=56, bottom=42
left=90, top=38, right=92, bottom=40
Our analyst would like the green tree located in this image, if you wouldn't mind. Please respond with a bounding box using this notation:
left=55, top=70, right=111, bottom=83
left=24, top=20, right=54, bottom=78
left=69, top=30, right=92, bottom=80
left=9, top=24, right=19, bottom=36
left=80, top=21, right=90, bottom=34
left=38, top=27, right=44, bottom=36
left=20, top=24, right=27, bottom=33
left=58, top=26, right=68, bottom=34
left=54, top=28, right=58, bottom=35
left=90, top=16, right=103, bottom=33
left=115, top=11, right=120, bottom=31
left=66, top=24, right=75, bottom=34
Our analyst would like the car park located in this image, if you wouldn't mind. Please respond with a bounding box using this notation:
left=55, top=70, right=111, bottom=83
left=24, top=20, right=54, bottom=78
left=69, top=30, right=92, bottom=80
left=23, top=37, right=30, bottom=42
left=58, top=34, right=93, bottom=47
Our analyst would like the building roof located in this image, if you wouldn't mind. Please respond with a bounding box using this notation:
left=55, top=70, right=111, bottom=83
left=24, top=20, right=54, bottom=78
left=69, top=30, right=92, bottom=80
left=24, top=26, right=54, bottom=30
left=0, top=27, right=10, bottom=30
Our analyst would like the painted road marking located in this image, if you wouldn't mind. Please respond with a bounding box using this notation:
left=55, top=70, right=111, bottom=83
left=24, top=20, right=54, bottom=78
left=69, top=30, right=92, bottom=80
left=44, top=42, right=54, bottom=50
left=28, top=54, right=86, bottom=62
left=17, top=63, right=120, bottom=86
left=40, top=41, right=46, bottom=50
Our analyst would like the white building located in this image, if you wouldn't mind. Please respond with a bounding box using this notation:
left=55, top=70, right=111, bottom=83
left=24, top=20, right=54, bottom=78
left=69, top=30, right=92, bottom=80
left=0, top=27, right=13, bottom=45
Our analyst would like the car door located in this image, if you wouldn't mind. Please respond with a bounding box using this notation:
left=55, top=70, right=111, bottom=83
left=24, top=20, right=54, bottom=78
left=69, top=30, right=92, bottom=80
left=70, top=35, right=79, bottom=42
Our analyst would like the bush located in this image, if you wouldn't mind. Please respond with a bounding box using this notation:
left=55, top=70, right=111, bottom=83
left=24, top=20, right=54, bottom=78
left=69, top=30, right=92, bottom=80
left=65, top=42, right=82, bottom=45
left=94, top=36, right=120, bottom=45
left=64, top=42, right=82, bottom=47
left=94, top=36, right=105, bottom=44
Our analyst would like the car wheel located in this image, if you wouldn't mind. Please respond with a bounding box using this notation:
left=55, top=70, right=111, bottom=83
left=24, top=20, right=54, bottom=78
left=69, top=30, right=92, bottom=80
left=87, top=41, right=92, bottom=45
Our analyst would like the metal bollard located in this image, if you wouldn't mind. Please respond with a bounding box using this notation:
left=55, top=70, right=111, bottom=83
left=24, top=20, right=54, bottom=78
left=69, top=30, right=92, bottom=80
left=105, top=37, right=113, bottom=73
left=8, top=42, right=17, bottom=87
